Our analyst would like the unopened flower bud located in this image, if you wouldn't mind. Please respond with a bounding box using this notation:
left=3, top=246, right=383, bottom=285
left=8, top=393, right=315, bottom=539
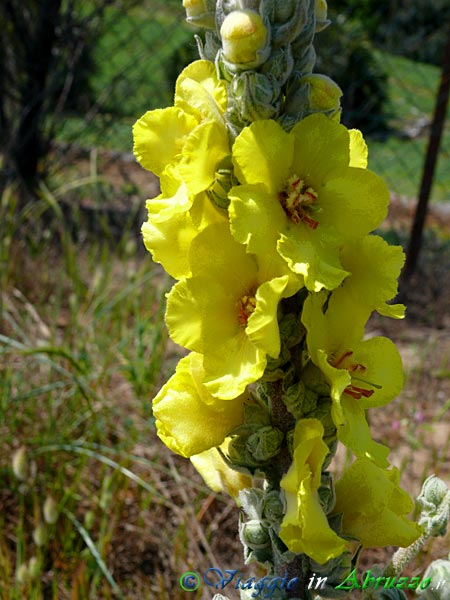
left=33, top=523, right=47, bottom=547
left=43, top=495, right=58, bottom=524
left=208, top=168, right=234, bottom=209
left=12, top=447, right=28, bottom=481
left=182, top=0, right=215, bottom=29
left=316, top=0, right=327, bottom=21
left=418, top=475, right=450, bottom=537
left=246, top=426, right=283, bottom=462
left=182, top=0, right=206, bottom=18
left=220, top=10, right=268, bottom=66
left=240, top=519, right=270, bottom=549
left=300, top=74, right=342, bottom=118
left=416, top=557, right=450, bottom=599
left=419, top=475, right=448, bottom=509
left=263, top=490, right=285, bottom=523
left=318, top=472, right=336, bottom=514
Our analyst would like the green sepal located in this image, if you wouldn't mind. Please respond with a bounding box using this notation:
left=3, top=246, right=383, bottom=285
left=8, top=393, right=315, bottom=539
left=246, top=426, right=284, bottom=462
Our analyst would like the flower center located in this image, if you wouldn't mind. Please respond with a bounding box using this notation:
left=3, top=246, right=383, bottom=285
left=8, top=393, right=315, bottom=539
left=331, top=350, right=382, bottom=399
left=278, top=174, right=319, bottom=229
left=237, top=293, right=257, bottom=326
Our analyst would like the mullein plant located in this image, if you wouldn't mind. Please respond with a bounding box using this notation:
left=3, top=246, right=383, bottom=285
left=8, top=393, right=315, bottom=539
left=133, top=1, right=450, bottom=598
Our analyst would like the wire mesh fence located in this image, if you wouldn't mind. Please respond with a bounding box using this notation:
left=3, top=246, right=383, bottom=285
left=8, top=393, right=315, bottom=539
left=2, top=0, right=450, bottom=208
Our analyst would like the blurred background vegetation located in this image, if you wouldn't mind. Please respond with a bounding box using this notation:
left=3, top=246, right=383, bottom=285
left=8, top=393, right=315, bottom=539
left=0, top=1, right=449, bottom=598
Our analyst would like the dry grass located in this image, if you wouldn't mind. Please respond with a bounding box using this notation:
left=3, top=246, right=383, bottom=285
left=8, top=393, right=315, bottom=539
left=0, top=185, right=449, bottom=599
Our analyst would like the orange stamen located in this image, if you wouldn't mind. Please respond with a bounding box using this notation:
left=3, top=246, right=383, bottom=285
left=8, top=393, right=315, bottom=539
left=344, top=385, right=375, bottom=399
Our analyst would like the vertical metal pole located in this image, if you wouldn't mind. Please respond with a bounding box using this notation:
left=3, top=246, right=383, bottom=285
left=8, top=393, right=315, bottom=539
left=401, top=27, right=450, bottom=282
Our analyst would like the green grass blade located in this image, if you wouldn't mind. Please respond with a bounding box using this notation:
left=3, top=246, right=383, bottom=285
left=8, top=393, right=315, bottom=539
left=62, top=509, right=125, bottom=599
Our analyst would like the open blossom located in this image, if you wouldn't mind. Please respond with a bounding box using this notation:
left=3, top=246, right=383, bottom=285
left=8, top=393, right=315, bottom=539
left=279, top=419, right=347, bottom=563
left=302, top=291, right=403, bottom=466
left=142, top=169, right=225, bottom=279
left=228, top=113, right=389, bottom=292
left=153, top=352, right=245, bottom=457
left=133, top=60, right=229, bottom=195
left=165, top=223, right=300, bottom=399
left=338, top=234, right=406, bottom=319
left=334, top=458, right=421, bottom=547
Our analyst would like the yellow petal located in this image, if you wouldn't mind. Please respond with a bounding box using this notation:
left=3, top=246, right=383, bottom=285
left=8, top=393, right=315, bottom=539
left=178, top=121, right=230, bottom=194
left=349, top=129, right=368, bottom=168
left=175, top=60, right=228, bottom=121
left=191, top=439, right=252, bottom=501
left=153, top=353, right=245, bottom=457
left=279, top=419, right=347, bottom=563
left=334, top=458, right=421, bottom=548
left=133, top=107, right=197, bottom=176
left=232, top=120, right=293, bottom=194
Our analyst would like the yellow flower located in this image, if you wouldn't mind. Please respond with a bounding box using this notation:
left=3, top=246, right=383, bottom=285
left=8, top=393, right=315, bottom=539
left=142, top=169, right=225, bottom=279
left=229, top=114, right=389, bottom=292
left=302, top=291, right=403, bottom=466
left=165, top=223, right=300, bottom=399
left=191, top=439, right=253, bottom=501
left=133, top=60, right=229, bottom=195
left=338, top=235, right=406, bottom=319
left=153, top=352, right=245, bottom=458
left=333, top=458, right=421, bottom=547
left=279, top=419, right=347, bottom=563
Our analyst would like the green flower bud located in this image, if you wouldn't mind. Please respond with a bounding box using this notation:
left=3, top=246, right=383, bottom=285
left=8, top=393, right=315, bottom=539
left=301, top=362, right=330, bottom=396
left=33, top=523, right=47, bottom=547
left=239, top=487, right=265, bottom=520
left=270, top=0, right=307, bottom=46
left=283, top=380, right=306, bottom=419
left=208, top=168, right=234, bottom=209
left=244, top=400, right=271, bottom=428
left=240, top=519, right=271, bottom=549
left=16, top=563, right=28, bottom=584
left=309, top=551, right=354, bottom=599
left=43, top=495, right=58, bottom=525
left=318, top=472, right=336, bottom=514
left=278, top=312, right=305, bottom=349
left=312, top=399, right=336, bottom=438
left=418, top=475, right=450, bottom=537
left=419, top=475, right=449, bottom=510
left=12, top=446, right=28, bottom=481
left=263, top=345, right=291, bottom=381
left=263, top=489, right=286, bottom=524
left=416, top=558, right=450, bottom=599
left=261, top=45, right=294, bottom=87
left=220, top=10, right=269, bottom=67
left=246, top=426, right=284, bottom=461
left=229, top=71, right=280, bottom=122
left=227, top=435, right=262, bottom=469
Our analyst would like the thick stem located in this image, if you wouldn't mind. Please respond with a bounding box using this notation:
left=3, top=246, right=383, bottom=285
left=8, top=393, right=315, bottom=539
left=384, top=532, right=430, bottom=577
left=269, top=382, right=314, bottom=599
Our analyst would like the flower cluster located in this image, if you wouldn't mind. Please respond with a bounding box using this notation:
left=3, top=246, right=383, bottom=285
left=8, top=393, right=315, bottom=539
left=133, top=0, right=421, bottom=581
